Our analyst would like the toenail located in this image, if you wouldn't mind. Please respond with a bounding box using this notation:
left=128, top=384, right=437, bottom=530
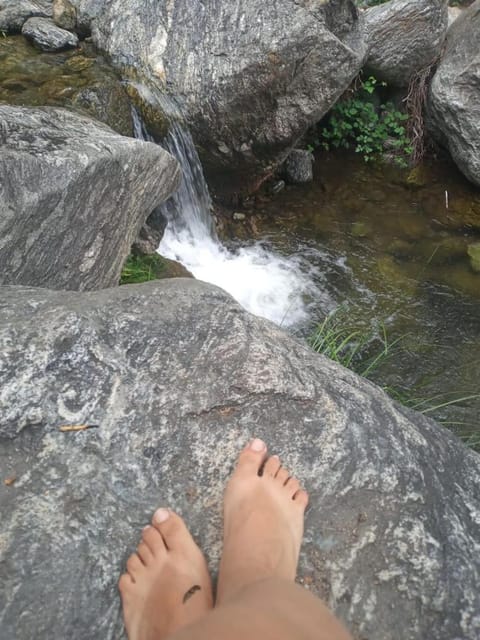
left=250, top=438, right=266, bottom=452
left=143, top=525, right=151, bottom=531
left=154, top=508, right=170, bottom=524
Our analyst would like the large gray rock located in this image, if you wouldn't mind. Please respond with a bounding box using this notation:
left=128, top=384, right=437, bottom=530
left=70, top=0, right=366, bottom=194
left=22, top=16, right=79, bottom=51
left=1, top=279, right=479, bottom=640
left=427, top=1, right=480, bottom=188
left=364, top=0, right=448, bottom=87
left=0, top=0, right=51, bottom=33
left=0, top=105, right=180, bottom=290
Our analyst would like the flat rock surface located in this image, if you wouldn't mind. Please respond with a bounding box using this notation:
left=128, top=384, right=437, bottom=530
left=0, top=105, right=181, bottom=290
left=427, top=0, right=480, bottom=188
left=1, top=279, right=479, bottom=639
left=22, top=16, right=79, bottom=51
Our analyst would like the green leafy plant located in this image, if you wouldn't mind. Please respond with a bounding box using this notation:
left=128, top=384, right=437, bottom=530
left=120, top=254, right=165, bottom=285
left=318, top=76, right=413, bottom=167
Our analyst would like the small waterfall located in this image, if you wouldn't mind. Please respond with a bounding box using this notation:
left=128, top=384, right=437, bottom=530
left=131, top=94, right=318, bottom=327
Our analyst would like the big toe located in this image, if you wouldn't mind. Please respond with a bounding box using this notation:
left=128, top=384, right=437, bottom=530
left=235, top=438, right=268, bottom=476
left=152, top=508, right=198, bottom=552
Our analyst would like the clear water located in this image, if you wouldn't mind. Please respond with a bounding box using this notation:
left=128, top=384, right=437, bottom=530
left=245, top=152, right=480, bottom=445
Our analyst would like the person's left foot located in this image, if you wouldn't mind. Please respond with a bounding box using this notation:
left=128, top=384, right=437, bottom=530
left=119, top=509, right=213, bottom=640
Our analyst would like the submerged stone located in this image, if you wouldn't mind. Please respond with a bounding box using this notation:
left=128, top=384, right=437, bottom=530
left=351, top=221, right=372, bottom=238
left=0, top=35, right=133, bottom=136
left=467, top=242, right=480, bottom=273
left=22, top=16, right=79, bottom=52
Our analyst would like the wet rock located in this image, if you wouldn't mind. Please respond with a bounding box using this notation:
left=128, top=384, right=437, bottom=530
left=283, top=149, right=314, bottom=184
left=0, top=105, right=181, bottom=290
left=52, top=0, right=77, bottom=31
left=467, top=242, right=480, bottom=272
left=1, top=278, right=480, bottom=640
left=364, top=0, right=448, bottom=86
left=427, top=1, right=480, bottom=188
left=131, top=207, right=168, bottom=256
left=69, top=0, right=367, bottom=194
left=0, top=0, right=51, bottom=33
left=0, top=36, right=133, bottom=136
left=22, top=17, right=79, bottom=51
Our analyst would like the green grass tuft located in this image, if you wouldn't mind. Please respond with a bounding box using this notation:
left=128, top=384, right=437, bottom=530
left=120, top=254, right=165, bottom=285
left=309, top=308, right=480, bottom=452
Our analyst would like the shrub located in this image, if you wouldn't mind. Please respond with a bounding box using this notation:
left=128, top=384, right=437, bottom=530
left=313, top=76, right=413, bottom=167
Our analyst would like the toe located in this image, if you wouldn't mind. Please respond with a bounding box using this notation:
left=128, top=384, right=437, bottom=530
left=152, top=508, right=196, bottom=552
left=285, top=477, right=300, bottom=498
left=118, top=572, right=133, bottom=594
left=235, top=438, right=268, bottom=476
left=142, top=524, right=166, bottom=556
left=126, top=554, right=144, bottom=581
left=263, top=455, right=281, bottom=477
left=275, top=466, right=290, bottom=485
left=136, top=541, right=154, bottom=565
left=293, top=489, right=309, bottom=508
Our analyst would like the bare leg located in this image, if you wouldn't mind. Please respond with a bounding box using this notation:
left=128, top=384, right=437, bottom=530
left=119, top=509, right=213, bottom=640
left=170, top=577, right=352, bottom=640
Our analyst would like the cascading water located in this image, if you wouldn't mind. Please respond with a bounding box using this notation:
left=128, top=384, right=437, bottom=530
left=131, top=92, right=320, bottom=327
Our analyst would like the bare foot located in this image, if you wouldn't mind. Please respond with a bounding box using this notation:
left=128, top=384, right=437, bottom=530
left=217, top=438, right=308, bottom=604
left=119, top=509, right=213, bottom=640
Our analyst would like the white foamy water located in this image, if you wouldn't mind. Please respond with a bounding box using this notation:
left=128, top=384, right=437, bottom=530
left=131, top=94, right=318, bottom=327
left=161, top=229, right=313, bottom=326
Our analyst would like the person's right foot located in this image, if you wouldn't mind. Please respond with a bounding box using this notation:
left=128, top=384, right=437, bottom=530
left=217, top=438, right=308, bottom=604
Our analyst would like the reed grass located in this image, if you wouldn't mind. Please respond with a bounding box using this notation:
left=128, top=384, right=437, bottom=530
left=309, top=308, right=480, bottom=452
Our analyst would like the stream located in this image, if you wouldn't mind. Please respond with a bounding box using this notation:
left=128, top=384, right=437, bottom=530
left=222, top=153, right=480, bottom=446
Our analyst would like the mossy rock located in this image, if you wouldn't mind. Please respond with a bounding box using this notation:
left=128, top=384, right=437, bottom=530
left=125, top=83, right=170, bottom=140
left=406, top=165, right=429, bottom=189
left=0, top=35, right=133, bottom=136
left=449, top=197, right=480, bottom=230
left=467, top=242, right=480, bottom=273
